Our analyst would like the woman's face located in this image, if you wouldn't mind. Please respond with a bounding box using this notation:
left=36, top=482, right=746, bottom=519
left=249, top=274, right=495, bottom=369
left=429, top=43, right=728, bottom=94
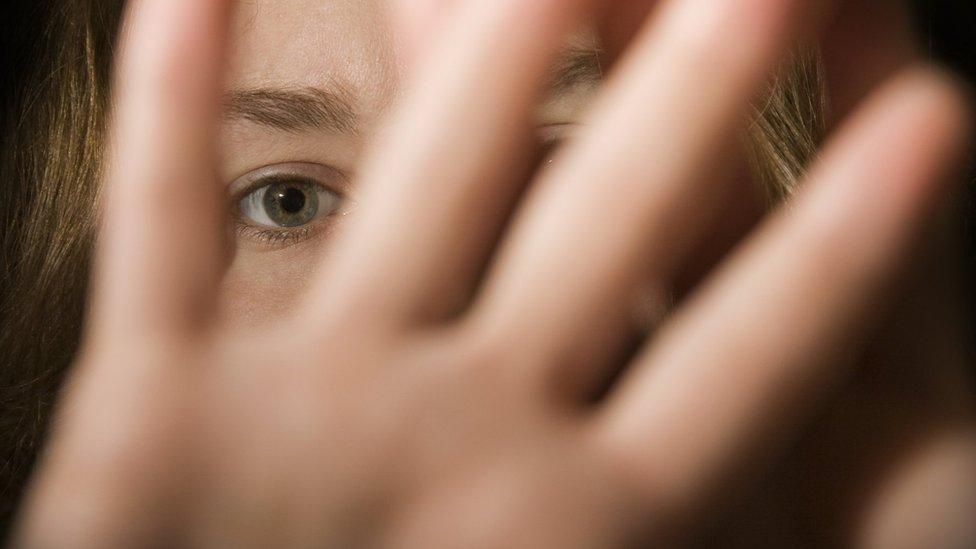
left=217, top=0, right=603, bottom=328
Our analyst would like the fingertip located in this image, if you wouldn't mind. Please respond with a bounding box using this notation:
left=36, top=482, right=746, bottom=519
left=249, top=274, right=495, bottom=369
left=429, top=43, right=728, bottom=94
left=886, top=65, right=975, bottom=203
left=817, top=64, right=974, bottom=212
left=886, top=65, right=973, bottom=144
left=118, top=0, right=232, bottom=88
left=922, top=65, right=975, bottom=154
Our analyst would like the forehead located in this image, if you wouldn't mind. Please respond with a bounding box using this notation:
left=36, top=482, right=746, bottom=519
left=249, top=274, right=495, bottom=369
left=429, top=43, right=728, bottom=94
left=227, top=0, right=397, bottom=113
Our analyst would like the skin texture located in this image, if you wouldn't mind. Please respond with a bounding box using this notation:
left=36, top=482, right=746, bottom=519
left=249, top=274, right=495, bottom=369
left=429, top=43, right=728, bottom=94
left=11, top=0, right=976, bottom=547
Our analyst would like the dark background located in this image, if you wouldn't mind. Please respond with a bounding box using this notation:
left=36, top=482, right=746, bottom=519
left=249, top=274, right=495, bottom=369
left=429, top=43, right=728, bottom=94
left=910, top=1, right=976, bottom=350
left=914, top=0, right=976, bottom=86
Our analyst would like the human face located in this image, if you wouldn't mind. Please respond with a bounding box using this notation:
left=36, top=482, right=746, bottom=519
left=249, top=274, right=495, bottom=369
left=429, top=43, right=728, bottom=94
left=216, top=0, right=603, bottom=328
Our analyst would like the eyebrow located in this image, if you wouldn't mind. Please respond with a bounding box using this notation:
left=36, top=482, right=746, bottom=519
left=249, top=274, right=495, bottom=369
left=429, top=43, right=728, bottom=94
left=223, top=84, right=359, bottom=135
left=546, top=46, right=604, bottom=96
left=222, top=48, right=603, bottom=135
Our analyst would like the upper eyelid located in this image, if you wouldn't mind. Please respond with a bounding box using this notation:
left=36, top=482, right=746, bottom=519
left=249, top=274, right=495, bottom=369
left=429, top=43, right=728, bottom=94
left=228, top=162, right=352, bottom=198
left=232, top=175, right=319, bottom=206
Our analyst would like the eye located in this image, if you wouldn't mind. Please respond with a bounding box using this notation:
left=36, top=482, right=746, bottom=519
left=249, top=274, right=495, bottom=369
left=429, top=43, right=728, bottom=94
left=229, top=162, right=351, bottom=247
left=239, top=178, right=343, bottom=229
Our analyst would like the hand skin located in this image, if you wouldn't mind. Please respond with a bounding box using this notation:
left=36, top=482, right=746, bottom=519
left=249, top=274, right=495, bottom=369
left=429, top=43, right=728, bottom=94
left=12, top=0, right=975, bottom=547
left=410, top=2, right=976, bottom=545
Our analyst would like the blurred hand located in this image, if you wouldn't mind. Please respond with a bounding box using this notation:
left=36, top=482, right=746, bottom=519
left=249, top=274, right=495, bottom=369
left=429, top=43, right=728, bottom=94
left=14, top=0, right=973, bottom=547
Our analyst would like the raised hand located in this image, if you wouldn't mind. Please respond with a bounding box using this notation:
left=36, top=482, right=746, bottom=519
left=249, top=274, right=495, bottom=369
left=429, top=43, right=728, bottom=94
left=14, top=0, right=972, bottom=547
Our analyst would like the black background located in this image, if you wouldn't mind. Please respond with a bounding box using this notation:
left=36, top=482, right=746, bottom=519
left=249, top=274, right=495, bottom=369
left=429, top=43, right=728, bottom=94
left=913, top=0, right=976, bottom=86
left=910, top=1, right=976, bottom=349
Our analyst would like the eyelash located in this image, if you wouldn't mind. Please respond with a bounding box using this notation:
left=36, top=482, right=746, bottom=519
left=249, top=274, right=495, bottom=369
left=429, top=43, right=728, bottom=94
left=235, top=223, right=318, bottom=246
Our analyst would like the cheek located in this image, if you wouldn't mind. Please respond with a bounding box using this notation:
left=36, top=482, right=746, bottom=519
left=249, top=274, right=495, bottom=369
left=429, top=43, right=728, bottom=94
left=217, top=243, right=321, bottom=329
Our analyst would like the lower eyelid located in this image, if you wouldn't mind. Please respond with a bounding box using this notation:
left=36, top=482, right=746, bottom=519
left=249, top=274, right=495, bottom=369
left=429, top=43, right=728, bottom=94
left=233, top=208, right=347, bottom=249
left=235, top=222, right=316, bottom=248
left=228, top=162, right=352, bottom=197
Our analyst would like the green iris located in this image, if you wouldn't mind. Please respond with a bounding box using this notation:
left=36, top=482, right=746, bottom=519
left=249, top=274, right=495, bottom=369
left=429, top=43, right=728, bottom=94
left=262, top=181, right=319, bottom=228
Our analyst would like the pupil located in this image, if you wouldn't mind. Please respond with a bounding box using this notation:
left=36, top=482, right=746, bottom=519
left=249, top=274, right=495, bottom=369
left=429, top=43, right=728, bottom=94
left=278, top=187, right=306, bottom=214
left=261, top=181, right=320, bottom=228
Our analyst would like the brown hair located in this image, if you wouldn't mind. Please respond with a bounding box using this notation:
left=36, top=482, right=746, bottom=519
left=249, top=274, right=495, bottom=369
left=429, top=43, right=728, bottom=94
left=0, top=0, right=825, bottom=534
left=0, top=0, right=124, bottom=533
